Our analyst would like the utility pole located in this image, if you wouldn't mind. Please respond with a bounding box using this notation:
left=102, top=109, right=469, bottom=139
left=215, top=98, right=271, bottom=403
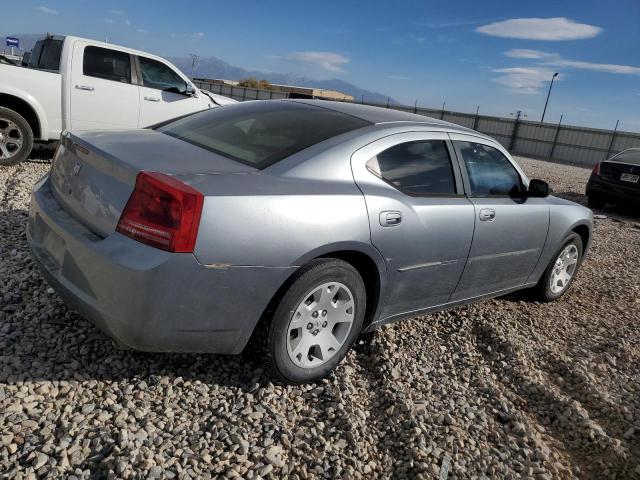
left=189, top=54, right=200, bottom=78
left=541, top=72, right=559, bottom=123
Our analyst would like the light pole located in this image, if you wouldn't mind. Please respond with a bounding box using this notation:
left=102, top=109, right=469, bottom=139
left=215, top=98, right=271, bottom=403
left=541, top=72, right=558, bottom=123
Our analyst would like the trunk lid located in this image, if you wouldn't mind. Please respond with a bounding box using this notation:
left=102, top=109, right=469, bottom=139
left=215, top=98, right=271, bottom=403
left=599, top=160, right=640, bottom=190
left=50, top=129, right=256, bottom=237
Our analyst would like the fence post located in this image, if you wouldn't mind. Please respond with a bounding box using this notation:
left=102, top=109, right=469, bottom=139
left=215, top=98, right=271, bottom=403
left=605, top=120, right=619, bottom=160
left=508, top=110, right=522, bottom=152
left=414, top=100, right=418, bottom=114
left=242, top=87, right=246, bottom=102
left=440, top=101, right=446, bottom=120
left=386, top=97, right=390, bottom=108
left=473, top=105, right=480, bottom=130
left=549, top=114, right=563, bottom=159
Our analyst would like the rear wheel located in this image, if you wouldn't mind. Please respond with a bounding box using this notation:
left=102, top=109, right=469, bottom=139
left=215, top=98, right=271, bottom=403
left=536, top=233, right=583, bottom=302
left=0, top=107, right=34, bottom=166
left=262, top=259, right=366, bottom=384
left=587, top=194, right=606, bottom=209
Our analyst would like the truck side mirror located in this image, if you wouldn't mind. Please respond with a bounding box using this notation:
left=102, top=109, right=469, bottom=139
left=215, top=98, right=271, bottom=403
left=185, top=83, right=196, bottom=96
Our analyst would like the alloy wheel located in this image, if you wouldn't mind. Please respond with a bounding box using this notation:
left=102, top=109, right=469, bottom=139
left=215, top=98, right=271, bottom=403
left=549, top=244, right=579, bottom=294
left=286, top=281, right=355, bottom=368
left=0, top=117, right=24, bottom=161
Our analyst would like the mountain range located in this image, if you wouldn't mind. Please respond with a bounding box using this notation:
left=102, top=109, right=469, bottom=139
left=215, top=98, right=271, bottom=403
left=2, top=33, right=396, bottom=103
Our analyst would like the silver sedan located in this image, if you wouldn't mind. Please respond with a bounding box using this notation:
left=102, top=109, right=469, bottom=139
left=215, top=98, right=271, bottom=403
left=27, top=100, right=593, bottom=384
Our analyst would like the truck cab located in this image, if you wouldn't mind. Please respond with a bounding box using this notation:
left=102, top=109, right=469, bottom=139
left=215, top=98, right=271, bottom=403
left=0, top=35, right=234, bottom=165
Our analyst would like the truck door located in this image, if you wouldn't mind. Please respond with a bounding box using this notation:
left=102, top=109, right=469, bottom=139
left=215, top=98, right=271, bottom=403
left=69, top=42, right=139, bottom=131
left=136, top=55, right=210, bottom=127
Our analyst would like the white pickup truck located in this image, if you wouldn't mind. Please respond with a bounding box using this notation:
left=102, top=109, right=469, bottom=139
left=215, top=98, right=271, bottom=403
left=0, top=35, right=234, bottom=165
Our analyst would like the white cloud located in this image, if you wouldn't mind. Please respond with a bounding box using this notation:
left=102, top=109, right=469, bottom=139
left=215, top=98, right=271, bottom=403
left=136, top=29, right=146, bottom=34
left=109, top=9, right=126, bottom=16
left=476, top=17, right=602, bottom=41
left=286, top=51, right=350, bottom=72
left=492, top=67, right=559, bottom=94
left=387, top=75, right=411, bottom=81
left=505, top=49, right=551, bottom=60
left=505, top=49, right=640, bottom=75
left=104, top=17, right=114, bottom=24
left=36, top=6, right=58, bottom=15
left=124, top=19, right=131, bottom=26
left=191, top=32, right=205, bottom=40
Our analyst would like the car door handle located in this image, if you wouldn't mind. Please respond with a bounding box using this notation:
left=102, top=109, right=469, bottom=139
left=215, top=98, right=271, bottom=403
left=479, top=208, right=496, bottom=221
left=144, top=96, right=160, bottom=102
left=380, top=211, right=402, bottom=227
left=75, top=85, right=94, bottom=91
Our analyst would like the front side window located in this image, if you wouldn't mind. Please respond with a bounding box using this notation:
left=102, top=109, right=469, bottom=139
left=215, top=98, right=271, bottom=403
left=366, top=140, right=457, bottom=195
left=457, top=141, right=523, bottom=196
left=83, top=46, right=131, bottom=83
left=139, top=57, right=187, bottom=94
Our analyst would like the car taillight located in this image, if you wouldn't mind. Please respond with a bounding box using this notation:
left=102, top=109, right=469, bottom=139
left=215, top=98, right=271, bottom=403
left=116, top=172, right=204, bottom=253
left=591, top=162, right=601, bottom=176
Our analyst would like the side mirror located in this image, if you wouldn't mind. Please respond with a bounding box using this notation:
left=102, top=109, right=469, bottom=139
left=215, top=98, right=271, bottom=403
left=185, top=83, right=196, bottom=96
left=528, top=179, right=550, bottom=197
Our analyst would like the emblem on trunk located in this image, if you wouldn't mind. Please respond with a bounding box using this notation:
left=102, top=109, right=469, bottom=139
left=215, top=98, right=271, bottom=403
left=73, top=161, right=82, bottom=176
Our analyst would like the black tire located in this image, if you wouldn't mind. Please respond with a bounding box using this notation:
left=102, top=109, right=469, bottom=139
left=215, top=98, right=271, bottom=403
left=587, top=194, right=606, bottom=209
left=0, top=107, right=34, bottom=166
left=535, top=233, right=583, bottom=302
left=262, top=259, right=366, bottom=384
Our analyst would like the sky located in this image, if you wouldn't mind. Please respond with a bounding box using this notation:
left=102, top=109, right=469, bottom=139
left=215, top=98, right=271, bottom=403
left=2, top=0, right=639, bottom=131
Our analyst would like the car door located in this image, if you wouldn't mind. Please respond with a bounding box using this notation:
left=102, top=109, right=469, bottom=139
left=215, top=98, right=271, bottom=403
left=351, top=132, right=475, bottom=319
left=69, top=43, right=140, bottom=130
left=136, top=55, right=209, bottom=127
left=449, top=133, right=550, bottom=301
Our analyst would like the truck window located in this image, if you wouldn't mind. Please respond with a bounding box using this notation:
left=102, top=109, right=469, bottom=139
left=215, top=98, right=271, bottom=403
left=28, top=38, right=63, bottom=71
left=83, top=46, right=131, bottom=83
left=138, top=56, right=188, bottom=94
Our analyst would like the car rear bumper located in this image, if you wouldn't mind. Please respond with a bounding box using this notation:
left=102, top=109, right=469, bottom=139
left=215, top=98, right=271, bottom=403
left=27, top=174, right=295, bottom=355
left=586, top=175, right=640, bottom=203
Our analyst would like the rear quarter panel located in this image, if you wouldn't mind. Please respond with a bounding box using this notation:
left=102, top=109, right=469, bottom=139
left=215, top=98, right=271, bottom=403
left=190, top=172, right=375, bottom=267
left=0, top=64, right=61, bottom=139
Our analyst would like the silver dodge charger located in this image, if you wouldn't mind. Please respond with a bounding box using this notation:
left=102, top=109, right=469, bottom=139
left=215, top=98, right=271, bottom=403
left=27, top=100, right=593, bottom=384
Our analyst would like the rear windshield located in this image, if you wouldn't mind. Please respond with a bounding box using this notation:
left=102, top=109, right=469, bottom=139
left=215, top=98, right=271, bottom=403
left=156, top=101, right=371, bottom=169
left=611, top=149, right=640, bottom=166
left=28, top=38, right=63, bottom=71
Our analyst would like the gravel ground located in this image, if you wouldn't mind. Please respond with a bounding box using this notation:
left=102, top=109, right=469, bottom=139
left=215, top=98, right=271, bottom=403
left=1, top=150, right=639, bottom=479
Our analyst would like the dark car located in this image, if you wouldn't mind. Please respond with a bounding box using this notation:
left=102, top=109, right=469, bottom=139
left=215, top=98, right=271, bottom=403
left=586, top=148, right=640, bottom=208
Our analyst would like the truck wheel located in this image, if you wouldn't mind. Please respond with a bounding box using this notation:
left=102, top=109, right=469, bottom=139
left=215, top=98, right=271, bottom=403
left=0, top=107, right=34, bottom=166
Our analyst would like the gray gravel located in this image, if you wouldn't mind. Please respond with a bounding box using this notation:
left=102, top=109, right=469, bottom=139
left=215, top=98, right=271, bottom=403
left=1, top=151, right=639, bottom=479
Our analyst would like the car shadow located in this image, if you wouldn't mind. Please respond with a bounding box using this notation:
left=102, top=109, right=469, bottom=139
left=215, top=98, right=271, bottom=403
left=473, top=320, right=640, bottom=479
left=28, top=142, right=58, bottom=163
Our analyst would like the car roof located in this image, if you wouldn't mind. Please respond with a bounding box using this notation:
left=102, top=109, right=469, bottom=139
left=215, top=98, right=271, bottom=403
left=286, top=99, right=478, bottom=135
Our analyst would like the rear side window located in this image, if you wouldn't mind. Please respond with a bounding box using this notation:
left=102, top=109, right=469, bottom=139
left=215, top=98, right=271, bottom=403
left=157, top=101, right=371, bottom=169
left=28, top=39, right=63, bottom=71
left=138, top=56, right=187, bottom=94
left=366, top=140, right=457, bottom=195
left=83, top=46, right=131, bottom=83
left=457, top=141, right=523, bottom=196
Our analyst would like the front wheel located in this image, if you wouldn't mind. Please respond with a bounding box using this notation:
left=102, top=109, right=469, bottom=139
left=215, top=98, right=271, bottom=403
left=262, top=259, right=366, bottom=384
left=535, top=233, right=583, bottom=302
left=0, top=107, right=34, bottom=166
